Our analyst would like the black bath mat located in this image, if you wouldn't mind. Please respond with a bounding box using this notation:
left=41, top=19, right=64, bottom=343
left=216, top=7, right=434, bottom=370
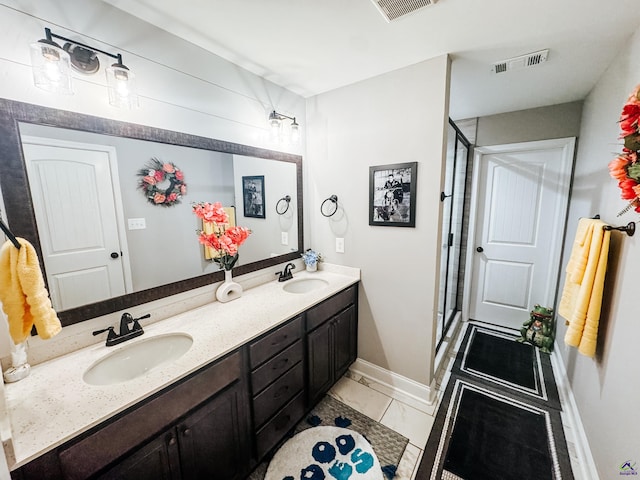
left=415, top=375, right=574, bottom=480
left=452, top=322, right=561, bottom=409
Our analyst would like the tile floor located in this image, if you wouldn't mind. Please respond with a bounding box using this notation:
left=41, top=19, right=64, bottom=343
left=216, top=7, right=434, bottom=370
left=327, top=321, right=584, bottom=480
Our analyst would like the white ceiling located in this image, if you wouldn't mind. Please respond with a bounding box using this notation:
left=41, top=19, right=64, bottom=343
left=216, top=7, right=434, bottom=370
left=103, top=0, right=640, bottom=119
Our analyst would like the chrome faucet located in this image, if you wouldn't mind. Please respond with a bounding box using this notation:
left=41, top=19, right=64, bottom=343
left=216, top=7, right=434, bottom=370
left=93, top=313, right=150, bottom=347
left=275, top=263, right=296, bottom=282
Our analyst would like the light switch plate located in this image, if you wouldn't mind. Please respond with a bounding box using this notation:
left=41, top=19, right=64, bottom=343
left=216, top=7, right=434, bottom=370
left=281, top=232, right=289, bottom=245
left=336, top=237, right=345, bottom=253
left=128, top=218, right=146, bottom=230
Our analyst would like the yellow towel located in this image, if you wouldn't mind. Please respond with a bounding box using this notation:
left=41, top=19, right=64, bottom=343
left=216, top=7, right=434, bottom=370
left=0, top=238, right=61, bottom=344
left=558, top=218, right=610, bottom=357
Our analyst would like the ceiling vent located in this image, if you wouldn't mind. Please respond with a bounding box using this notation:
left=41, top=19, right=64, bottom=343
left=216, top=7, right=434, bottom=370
left=491, top=49, right=549, bottom=74
left=370, top=0, right=438, bottom=22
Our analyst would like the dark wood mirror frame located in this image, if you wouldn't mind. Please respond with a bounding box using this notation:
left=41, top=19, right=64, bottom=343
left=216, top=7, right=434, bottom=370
left=0, top=98, right=303, bottom=327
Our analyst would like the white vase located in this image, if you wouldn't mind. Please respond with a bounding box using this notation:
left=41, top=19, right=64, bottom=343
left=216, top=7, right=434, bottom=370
left=306, top=262, right=317, bottom=272
left=216, top=269, right=243, bottom=303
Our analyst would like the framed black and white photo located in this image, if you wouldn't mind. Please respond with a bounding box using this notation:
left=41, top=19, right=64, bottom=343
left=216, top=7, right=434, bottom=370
left=369, top=162, right=417, bottom=227
left=242, top=175, right=265, bottom=218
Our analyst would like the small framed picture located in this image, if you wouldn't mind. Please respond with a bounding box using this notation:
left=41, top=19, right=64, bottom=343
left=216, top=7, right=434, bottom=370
left=369, top=162, right=417, bottom=227
left=242, top=175, right=265, bottom=218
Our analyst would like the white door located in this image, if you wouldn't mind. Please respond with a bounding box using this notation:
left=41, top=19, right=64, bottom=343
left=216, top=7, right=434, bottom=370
left=22, top=137, right=131, bottom=311
left=467, top=138, right=574, bottom=329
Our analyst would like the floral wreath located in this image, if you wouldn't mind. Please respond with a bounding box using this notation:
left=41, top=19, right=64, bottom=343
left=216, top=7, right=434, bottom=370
left=609, top=83, right=640, bottom=214
left=137, top=158, right=186, bottom=207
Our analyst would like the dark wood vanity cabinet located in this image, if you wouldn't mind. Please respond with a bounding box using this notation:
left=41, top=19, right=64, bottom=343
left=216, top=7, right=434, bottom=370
left=11, top=350, right=252, bottom=480
left=306, top=286, right=358, bottom=406
left=97, top=380, right=249, bottom=480
left=10, top=283, right=359, bottom=480
left=248, top=315, right=306, bottom=459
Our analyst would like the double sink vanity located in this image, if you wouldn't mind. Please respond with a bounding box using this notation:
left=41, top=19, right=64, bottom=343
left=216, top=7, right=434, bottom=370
left=5, top=266, right=360, bottom=480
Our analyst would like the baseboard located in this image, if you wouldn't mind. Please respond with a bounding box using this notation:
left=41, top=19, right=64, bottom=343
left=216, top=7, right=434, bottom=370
left=550, top=346, right=599, bottom=480
left=349, top=358, right=436, bottom=409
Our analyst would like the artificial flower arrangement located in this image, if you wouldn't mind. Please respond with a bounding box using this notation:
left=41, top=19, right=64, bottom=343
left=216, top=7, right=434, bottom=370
left=137, top=158, right=187, bottom=207
left=608, top=83, right=640, bottom=214
left=192, top=202, right=251, bottom=270
left=301, top=249, right=322, bottom=267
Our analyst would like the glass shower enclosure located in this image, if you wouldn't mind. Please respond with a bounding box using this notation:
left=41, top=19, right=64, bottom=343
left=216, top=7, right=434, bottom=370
left=436, top=119, right=471, bottom=351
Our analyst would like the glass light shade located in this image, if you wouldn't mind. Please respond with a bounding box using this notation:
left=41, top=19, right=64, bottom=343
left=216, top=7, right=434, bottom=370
left=290, top=121, right=300, bottom=144
left=106, top=64, right=138, bottom=109
left=30, top=40, right=73, bottom=94
left=269, top=116, right=281, bottom=140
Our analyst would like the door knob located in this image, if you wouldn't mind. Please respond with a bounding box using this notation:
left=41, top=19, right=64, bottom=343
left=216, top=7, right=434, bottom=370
left=110, top=252, right=120, bottom=259
left=476, top=246, right=484, bottom=253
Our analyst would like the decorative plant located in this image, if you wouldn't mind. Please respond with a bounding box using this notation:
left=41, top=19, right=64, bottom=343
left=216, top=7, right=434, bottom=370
left=609, top=83, right=640, bottom=214
left=301, top=249, right=322, bottom=266
left=192, top=202, right=251, bottom=270
left=137, top=157, right=187, bottom=207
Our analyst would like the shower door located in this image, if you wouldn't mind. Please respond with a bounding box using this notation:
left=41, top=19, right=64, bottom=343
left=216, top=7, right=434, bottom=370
left=436, top=120, right=470, bottom=351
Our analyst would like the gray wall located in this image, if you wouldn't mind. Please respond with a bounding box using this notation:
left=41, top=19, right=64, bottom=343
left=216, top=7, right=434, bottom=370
left=558, top=27, right=640, bottom=478
left=476, top=101, right=583, bottom=146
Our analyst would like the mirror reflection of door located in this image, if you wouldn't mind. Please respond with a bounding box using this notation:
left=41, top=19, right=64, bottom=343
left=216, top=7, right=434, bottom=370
left=22, top=137, right=131, bottom=310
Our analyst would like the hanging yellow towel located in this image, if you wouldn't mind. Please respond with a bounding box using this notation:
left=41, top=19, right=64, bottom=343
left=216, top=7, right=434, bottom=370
left=558, top=218, right=610, bottom=357
left=0, top=238, right=61, bottom=344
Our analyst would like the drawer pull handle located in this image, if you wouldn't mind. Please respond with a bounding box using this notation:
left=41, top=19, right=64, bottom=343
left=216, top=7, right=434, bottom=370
left=272, top=358, right=289, bottom=370
left=271, top=334, right=288, bottom=346
left=274, top=385, right=290, bottom=398
left=276, top=414, right=291, bottom=430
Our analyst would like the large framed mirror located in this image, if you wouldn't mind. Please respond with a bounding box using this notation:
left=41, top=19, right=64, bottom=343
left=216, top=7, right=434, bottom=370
left=0, top=98, right=303, bottom=327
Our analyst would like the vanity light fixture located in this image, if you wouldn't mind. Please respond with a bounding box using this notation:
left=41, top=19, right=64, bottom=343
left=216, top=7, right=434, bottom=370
left=30, top=27, right=138, bottom=108
left=268, top=110, right=300, bottom=144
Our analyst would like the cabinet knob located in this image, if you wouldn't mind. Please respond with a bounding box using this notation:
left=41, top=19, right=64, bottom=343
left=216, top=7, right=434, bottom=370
left=274, top=385, right=289, bottom=398
left=476, top=246, right=484, bottom=253
left=183, top=428, right=191, bottom=437
left=272, top=358, right=289, bottom=370
left=271, top=334, right=288, bottom=346
left=167, top=436, right=177, bottom=446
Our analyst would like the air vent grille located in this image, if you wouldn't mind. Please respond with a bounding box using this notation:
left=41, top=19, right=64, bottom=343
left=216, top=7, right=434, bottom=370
left=491, top=49, right=549, bottom=74
left=371, top=0, right=437, bottom=22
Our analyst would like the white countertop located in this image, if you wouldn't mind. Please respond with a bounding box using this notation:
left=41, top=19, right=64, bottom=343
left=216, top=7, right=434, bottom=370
left=3, top=267, right=359, bottom=469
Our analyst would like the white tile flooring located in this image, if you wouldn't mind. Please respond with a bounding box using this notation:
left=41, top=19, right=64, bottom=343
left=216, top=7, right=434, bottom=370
left=327, top=321, right=584, bottom=480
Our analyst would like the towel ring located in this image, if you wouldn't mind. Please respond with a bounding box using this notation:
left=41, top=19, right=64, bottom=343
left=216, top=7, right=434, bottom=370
left=276, top=195, right=291, bottom=215
left=321, top=195, right=338, bottom=217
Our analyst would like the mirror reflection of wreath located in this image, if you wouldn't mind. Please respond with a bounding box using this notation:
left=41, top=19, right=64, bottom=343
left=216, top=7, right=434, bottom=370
left=137, top=158, right=186, bottom=207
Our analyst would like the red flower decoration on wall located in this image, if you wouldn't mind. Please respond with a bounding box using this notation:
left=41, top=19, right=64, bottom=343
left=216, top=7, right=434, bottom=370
left=609, top=84, right=640, bottom=214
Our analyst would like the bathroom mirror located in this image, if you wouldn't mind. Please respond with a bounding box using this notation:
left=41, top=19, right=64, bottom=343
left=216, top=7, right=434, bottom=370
left=0, top=98, right=303, bottom=327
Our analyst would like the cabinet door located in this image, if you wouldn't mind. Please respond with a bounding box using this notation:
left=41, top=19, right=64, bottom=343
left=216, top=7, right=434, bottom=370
left=178, top=381, right=251, bottom=480
left=307, top=320, right=333, bottom=405
left=333, top=305, right=357, bottom=379
left=96, top=431, right=180, bottom=480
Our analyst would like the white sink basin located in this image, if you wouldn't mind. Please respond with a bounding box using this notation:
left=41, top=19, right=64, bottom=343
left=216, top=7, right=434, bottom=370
left=282, top=277, right=329, bottom=294
left=83, top=333, right=193, bottom=386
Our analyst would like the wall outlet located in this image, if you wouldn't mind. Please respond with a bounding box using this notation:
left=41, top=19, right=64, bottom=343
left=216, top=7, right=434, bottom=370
left=128, top=218, right=146, bottom=230
left=336, top=237, right=345, bottom=253
left=281, top=232, right=289, bottom=245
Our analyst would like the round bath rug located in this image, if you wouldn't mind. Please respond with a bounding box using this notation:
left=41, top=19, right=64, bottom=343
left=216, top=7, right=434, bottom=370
left=265, top=426, right=382, bottom=480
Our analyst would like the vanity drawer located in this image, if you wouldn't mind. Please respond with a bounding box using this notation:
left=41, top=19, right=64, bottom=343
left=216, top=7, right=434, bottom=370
left=251, top=340, right=303, bottom=395
left=253, top=361, right=304, bottom=428
left=255, top=391, right=305, bottom=459
left=306, top=285, right=356, bottom=331
left=250, top=315, right=302, bottom=368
